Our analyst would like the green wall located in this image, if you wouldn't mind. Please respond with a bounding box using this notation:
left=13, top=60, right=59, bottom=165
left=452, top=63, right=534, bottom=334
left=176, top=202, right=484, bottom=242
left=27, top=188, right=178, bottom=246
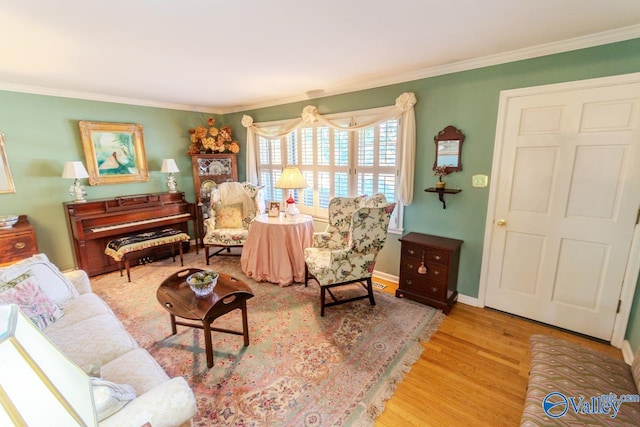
left=0, top=92, right=217, bottom=269
left=0, top=38, right=638, bottom=347
left=227, top=38, right=640, bottom=293
left=224, top=38, right=640, bottom=347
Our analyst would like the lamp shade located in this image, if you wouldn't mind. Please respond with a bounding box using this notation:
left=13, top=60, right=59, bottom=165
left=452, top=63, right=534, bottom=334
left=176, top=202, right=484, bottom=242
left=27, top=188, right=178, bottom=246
left=62, top=162, right=89, bottom=179
left=160, top=159, right=180, bottom=173
left=0, top=304, right=96, bottom=426
left=275, top=166, right=308, bottom=189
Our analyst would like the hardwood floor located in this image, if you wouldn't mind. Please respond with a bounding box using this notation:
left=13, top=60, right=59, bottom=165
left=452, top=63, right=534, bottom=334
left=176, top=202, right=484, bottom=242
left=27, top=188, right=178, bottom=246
left=373, top=280, right=623, bottom=427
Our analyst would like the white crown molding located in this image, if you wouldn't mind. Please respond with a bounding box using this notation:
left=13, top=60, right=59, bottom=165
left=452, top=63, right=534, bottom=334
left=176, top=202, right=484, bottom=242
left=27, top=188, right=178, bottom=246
left=0, top=82, right=225, bottom=115
left=1, top=25, right=638, bottom=115
left=224, top=24, right=640, bottom=114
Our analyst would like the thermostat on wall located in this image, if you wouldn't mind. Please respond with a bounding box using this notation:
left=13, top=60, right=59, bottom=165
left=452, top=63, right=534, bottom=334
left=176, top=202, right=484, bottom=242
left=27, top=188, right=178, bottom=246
left=472, top=174, right=488, bottom=188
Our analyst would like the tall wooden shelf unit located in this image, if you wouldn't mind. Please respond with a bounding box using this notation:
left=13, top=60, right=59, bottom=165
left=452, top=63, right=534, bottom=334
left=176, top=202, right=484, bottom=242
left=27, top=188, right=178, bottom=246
left=190, top=153, right=238, bottom=244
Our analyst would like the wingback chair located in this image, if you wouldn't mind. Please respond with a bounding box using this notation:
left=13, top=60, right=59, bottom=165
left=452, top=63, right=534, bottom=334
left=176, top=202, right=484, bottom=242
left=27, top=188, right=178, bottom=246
left=202, top=182, right=262, bottom=264
left=311, top=193, right=388, bottom=250
left=304, top=202, right=396, bottom=316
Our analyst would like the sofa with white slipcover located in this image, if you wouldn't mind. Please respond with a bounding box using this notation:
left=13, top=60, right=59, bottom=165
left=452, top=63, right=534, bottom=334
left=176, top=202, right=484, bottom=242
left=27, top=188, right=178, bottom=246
left=0, top=253, right=197, bottom=426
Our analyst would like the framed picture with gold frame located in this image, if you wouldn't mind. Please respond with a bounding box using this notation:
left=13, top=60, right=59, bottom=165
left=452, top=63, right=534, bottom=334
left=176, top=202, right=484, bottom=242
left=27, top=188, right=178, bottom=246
left=79, top=121, right=149, bottom=185
left=0, top=132, right=15, bottom=194
left=268, top=201, right=281, bottom=217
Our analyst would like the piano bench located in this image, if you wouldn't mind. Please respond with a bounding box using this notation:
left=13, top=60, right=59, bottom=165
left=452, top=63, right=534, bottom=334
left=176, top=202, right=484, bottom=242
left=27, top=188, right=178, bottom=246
left=105, top=229, right=191, bottom=282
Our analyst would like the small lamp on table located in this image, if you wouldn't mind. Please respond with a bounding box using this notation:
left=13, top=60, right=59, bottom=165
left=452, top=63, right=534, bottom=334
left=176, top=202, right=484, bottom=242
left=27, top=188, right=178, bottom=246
left=62, top=161, right=89, bottom=203
left=161, top=159, right=180, bottom=193
left=275, top=166, right=308, bottom=218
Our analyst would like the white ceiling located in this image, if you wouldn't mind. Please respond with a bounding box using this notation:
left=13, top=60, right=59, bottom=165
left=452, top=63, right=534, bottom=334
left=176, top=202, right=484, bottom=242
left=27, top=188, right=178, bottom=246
left=1, top=0, right=639, bottom=113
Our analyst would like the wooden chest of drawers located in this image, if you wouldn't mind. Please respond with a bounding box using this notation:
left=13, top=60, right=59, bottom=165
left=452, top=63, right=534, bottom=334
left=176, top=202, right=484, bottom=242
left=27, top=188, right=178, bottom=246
left=396, top=232, right=462, bottom=314
left=0, top=215, right=39, bottom=265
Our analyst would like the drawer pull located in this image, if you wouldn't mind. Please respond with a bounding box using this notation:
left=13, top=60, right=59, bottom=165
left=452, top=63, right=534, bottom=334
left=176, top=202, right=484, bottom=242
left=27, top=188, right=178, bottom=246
left=433, top=255, right=441, bottom=261
left=408, top=249, right=415, bottom=255
left=14, top=242, right=26, bottom=250
left=430, top=287, right=438, bottom=293
left=407, top=263, right=414, bottom=269
left=433, top=270, right=440, bottom=276
left=406, top=280, right=413, bottom=285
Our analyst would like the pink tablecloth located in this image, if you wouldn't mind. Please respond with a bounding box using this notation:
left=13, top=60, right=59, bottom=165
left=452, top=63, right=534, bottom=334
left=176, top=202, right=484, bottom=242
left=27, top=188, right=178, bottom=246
left=240, top=213, right=314, bottom=287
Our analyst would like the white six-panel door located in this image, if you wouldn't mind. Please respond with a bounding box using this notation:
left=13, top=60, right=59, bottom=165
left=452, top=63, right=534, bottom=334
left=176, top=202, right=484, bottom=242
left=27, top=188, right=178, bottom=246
left=483, top=76, right=640, bottom=341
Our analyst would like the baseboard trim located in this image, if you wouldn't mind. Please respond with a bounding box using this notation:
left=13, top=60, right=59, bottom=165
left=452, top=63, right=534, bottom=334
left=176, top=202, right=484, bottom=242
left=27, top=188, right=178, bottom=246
left=372, top=270, right=398, bottom=284
left=457, top=294, right=481, bottom=307
left=621, top=340, right=635, bottom=365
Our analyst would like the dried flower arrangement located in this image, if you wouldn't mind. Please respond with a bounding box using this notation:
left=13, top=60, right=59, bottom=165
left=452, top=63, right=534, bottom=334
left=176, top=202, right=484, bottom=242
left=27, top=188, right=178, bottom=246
left=187, top=118, right=240, bottom=155
left=433, top=165, right=450, bottom=182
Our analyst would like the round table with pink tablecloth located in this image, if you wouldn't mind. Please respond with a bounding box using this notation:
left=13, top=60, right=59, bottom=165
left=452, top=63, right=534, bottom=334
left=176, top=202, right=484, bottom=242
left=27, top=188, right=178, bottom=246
left=240, top=213, right=314, bottom=287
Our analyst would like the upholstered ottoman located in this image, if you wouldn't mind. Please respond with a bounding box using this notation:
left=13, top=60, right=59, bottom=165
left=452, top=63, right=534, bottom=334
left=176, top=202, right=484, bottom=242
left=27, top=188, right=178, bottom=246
left=521, top=335, right=640, bottom=426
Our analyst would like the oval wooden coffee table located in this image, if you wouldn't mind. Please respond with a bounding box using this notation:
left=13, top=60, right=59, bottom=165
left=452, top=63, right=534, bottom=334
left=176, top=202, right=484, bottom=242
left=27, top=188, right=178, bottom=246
left=156, top=268, right=254, bottom=368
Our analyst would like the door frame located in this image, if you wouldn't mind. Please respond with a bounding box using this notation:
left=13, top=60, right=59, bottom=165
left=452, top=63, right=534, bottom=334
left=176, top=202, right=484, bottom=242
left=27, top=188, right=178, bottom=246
left=478, top=72, right=640, bottom=348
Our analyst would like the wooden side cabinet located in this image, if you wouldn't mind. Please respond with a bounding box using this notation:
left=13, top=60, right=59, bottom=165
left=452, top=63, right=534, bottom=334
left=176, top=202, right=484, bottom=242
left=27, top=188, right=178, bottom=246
left=396, top=232, right=463, bottom=314
left=0, top=215, right=39, bottom=265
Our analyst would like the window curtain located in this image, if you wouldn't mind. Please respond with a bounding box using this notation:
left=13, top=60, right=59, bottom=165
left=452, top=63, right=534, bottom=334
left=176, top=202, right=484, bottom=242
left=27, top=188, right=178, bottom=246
left=242, top=92, right=417, bottom=205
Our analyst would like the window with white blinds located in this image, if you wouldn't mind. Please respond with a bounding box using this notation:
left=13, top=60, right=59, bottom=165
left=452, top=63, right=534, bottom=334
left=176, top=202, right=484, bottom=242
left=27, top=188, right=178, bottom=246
left=257, top=109, right=403, bottom=232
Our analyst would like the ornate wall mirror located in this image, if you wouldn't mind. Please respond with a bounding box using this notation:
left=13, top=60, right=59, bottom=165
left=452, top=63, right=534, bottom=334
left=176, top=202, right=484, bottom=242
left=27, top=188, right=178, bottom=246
left=433, top=125, right=465, bottom=173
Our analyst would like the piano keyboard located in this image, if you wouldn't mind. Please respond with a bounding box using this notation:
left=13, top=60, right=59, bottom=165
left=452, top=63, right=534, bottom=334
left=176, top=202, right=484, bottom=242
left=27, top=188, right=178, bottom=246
left=90, top=213, right=192, bottom=233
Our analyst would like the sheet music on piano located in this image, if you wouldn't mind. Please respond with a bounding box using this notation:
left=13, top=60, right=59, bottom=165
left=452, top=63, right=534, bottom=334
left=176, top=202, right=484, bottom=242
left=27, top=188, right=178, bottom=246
left=64, top=192, right=198, bottom=276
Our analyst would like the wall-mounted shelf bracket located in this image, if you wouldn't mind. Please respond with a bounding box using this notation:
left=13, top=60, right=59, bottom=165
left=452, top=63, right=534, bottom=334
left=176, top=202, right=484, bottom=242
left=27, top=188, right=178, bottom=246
left=425, top=188, right=462, bottom=209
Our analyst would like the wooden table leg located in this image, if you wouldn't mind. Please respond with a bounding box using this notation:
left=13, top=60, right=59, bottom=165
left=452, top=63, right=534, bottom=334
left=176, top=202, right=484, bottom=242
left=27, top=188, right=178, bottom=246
left=240, top=300, right=250, bottom=346
left=203, top=318, right=214, bottom=368
left=170, top=314, right=177, bottom=335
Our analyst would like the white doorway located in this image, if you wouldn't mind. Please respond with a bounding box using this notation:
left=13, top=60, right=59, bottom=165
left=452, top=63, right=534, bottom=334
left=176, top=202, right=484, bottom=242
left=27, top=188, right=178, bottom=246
left=480, top=73, right=640, bottom=344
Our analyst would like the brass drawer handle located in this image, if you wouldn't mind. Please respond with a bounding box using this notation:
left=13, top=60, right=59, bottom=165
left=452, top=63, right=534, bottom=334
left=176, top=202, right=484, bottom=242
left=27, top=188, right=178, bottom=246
left=407, top=263, right=414, bottom=269
left=433, top=255, right=441, bottom=261
left=406, top=280, right=413, bottom=285
left=430, top=287, right=438, bottom=293
left=408, top=249, right=415, bottom=255
left=14, top=242, right=26, bottom=250
left=433, top=270, right=440, bottom=276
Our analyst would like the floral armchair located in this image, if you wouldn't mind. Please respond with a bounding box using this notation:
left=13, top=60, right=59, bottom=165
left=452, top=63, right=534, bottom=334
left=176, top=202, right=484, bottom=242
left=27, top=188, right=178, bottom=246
left=304, top=202, right=396, bottom=316
left=202, top=182, right=263, bottom=265
left=312, top=193, right=389, bottom=250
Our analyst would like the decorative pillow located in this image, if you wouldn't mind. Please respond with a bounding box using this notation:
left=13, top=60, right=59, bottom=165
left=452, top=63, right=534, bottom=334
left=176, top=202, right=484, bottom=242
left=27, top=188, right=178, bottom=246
left=91, top=377, right=136, bottom=422
left=0, top=253, right=79, bottom=306
left=0, top=271, right=64, bottom=330
left=214, top=202, right=243, bottom=229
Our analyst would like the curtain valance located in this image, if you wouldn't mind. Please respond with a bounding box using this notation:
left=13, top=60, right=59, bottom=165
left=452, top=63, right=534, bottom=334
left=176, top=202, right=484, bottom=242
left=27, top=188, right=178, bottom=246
left=243, top=92, right=416, bottom=205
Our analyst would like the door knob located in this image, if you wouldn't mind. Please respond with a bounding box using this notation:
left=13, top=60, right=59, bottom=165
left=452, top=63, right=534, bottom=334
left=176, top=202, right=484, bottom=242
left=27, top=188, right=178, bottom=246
left=497, top=219, right=507, bottom=227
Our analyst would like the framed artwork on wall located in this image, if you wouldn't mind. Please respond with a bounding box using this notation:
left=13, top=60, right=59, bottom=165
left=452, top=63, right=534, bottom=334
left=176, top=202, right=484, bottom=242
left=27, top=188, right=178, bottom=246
left=78, top=121, right=149, bottom=185
left=0, top=133, right=15, bottom=194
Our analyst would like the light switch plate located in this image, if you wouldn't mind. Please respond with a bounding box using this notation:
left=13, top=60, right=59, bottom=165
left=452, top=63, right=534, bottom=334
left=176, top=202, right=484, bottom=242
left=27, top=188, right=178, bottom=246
left=472, top=174, right=488, bottom=187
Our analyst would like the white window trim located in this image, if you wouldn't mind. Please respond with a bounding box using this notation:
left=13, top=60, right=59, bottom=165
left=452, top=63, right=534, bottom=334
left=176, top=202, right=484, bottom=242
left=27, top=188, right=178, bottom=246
left=243, top=93, right=417, bottom=233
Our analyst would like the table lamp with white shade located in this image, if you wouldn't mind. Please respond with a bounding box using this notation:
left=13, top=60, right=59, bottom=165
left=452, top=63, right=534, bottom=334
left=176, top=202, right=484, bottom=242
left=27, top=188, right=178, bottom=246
left=275, top=166, right=308, bottom=218
left=62, top=161, right=90, bottom=203
left=161, top=159, right=180, bottom=193
left=0, top=304, right=96, bottom=426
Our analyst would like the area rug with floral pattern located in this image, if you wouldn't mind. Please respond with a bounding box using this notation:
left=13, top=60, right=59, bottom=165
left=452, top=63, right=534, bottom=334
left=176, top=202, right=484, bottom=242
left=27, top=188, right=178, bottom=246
left=90, top=251, right=444, bottom=426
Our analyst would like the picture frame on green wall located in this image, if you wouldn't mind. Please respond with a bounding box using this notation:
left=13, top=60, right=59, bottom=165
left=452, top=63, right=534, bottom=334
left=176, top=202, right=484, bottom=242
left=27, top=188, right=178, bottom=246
left=78, top=121, right=149, bottom=186
left=0, top=132, right=15, bottom=194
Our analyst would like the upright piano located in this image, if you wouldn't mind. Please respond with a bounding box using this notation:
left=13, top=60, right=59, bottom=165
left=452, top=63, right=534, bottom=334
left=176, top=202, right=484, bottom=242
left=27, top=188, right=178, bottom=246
left=64, top=192, right=197, bottom=277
